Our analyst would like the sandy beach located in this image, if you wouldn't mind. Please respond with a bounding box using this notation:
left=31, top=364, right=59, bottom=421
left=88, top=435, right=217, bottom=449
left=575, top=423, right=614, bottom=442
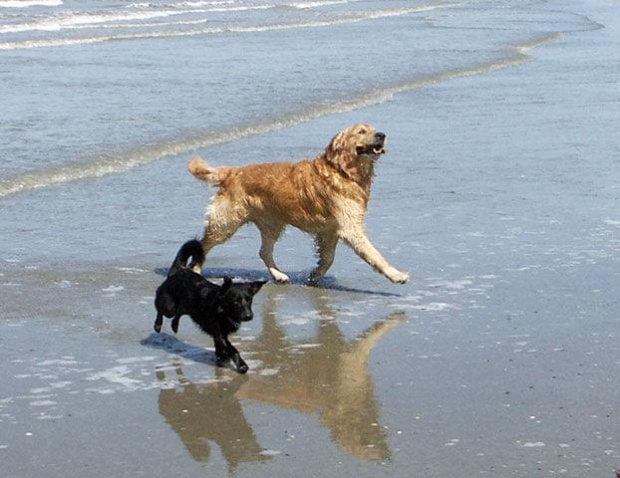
left=1, top=0, right=619, bottom=476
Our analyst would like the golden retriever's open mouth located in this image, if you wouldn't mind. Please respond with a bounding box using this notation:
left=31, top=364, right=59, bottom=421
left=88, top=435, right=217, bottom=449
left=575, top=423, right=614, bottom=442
left=356, top=132, right=386, bottom=156
left=356, top=143, right=386, bottom=156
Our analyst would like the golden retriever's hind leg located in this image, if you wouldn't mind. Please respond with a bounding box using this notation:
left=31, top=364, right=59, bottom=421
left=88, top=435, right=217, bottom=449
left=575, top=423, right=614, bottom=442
left=192, top=201, right=246, bottom=273
left=309, top=233, right=339, bottom=285
left=193, top=223, right=242, bottom=273
left=256, top=222, right=289, bottom=283
left=340, top=226, right=409, bottom=284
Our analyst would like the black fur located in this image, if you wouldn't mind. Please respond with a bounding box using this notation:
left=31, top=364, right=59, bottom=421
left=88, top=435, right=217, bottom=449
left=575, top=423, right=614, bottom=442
left=154, top=240, right=266, bottom=374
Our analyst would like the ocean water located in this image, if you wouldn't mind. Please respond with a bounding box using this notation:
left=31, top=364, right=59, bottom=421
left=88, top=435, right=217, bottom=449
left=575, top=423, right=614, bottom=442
left=0, top=0, right=586, bottom=190
left=1, top=0, right=619, bottom=476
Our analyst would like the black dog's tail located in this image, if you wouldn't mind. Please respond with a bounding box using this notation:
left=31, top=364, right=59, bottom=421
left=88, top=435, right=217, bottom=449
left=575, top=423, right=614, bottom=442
left=168, top=240, right=205, bottom=277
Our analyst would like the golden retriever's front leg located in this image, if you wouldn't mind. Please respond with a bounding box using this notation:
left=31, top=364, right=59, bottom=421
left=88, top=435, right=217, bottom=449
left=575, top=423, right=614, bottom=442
left=309, top=233, right=339, bottom=285
left=339, top=225, right=409, bottom=284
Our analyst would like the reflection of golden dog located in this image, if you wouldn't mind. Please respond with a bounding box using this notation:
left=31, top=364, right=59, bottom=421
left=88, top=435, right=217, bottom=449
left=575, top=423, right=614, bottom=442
left=237, top=309, right=405, bottom=461
left=188, top=123, right=409, bottom=284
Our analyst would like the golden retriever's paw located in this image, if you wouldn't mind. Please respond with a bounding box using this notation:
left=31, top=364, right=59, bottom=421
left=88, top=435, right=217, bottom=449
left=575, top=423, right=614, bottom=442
left=269, top=268, right=290, bottom=284
left=307, top=269, right=325, bottom=286
left=389, top=270, right=410, bottom=284
left=307, top=276, right=321, bottom=286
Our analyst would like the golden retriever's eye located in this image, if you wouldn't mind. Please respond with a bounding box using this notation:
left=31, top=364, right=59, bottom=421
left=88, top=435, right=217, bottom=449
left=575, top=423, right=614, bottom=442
left=358, top=128, right=367, bottom=135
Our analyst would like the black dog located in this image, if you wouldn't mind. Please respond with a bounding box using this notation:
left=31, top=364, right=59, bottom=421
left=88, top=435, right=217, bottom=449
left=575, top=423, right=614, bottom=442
left=154, top=240, right=266, bottom=373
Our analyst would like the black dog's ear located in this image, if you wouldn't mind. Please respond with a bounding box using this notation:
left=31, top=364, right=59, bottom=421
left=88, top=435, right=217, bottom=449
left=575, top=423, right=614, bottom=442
left=250, top=280, right=267, bottom=295
left=220, top=276, right=233, bottom=294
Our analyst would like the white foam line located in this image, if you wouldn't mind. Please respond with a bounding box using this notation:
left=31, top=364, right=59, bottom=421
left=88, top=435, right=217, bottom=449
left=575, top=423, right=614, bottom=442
left=0, top=32, right=560, bottom=198
left=289, top=0, right=351, bottom=9
left=0, top=0, right=62, bottom=7
left=0, top=5, right=457, bottom=50
left=0, top=5, right=277, bottom=34
left=55, top=18, right=211, bottom=31
left=130, top=1, right=233, bottom=7
left=0, top=10, right=182, bottom=33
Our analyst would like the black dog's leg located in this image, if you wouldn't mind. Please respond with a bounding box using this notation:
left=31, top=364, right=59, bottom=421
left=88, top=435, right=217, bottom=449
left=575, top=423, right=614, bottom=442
left=213, top=336, right=230, bottom=366
left=226, top=338, right=248, bottom=374
left=154, top=312, right=164, bottom=333
left=171, top=315, right=182, bottom=334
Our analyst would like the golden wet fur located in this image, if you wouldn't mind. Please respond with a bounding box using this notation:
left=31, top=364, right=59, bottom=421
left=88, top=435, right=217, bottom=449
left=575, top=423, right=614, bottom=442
left=187, top=123, right=409, bottom=284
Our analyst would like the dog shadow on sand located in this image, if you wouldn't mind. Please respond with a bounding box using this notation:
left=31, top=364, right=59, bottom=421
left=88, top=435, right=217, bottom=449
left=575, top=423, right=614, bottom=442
left=142, top=332, right=218, bottom=367
left=143, top=284, right=407, bottom=470
left=154, top=266, right=402, bottom=297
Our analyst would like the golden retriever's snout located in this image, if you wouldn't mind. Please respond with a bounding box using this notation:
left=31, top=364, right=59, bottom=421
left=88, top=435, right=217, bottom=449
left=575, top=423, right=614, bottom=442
left=374, top=132, right=386, bottom=153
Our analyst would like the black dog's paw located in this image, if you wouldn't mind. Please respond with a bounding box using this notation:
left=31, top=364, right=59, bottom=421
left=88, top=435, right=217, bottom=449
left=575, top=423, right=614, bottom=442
left=215, top=354, right=230, bottom=368
left=153, top=323, right=162, bottom=333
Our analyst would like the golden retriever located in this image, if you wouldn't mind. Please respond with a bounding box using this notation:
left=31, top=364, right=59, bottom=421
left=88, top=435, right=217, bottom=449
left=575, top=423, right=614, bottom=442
left=187, top=123, right=409, bottom=285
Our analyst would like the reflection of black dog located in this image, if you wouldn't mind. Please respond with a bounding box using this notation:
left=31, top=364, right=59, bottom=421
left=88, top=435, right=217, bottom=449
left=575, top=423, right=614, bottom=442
left=154, top=240, right=266, bottom=373
left=156, top=366, right=270, bottom=473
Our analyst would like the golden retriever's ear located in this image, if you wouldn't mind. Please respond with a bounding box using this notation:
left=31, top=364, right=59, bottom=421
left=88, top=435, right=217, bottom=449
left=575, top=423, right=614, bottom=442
left=324, top=131, right=354, bottom=177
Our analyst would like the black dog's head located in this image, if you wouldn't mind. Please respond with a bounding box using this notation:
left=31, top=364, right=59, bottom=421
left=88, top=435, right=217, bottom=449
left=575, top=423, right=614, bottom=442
left=217, top=277, right=267, bottom=324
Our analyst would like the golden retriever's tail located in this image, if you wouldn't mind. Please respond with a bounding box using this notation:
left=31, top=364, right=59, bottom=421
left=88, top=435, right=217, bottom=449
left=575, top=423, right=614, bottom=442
left=187, top=158, right=227, bottom=187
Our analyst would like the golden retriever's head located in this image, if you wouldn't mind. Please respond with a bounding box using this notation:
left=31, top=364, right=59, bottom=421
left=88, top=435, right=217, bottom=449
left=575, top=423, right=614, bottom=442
left=323, top=123, right=386, bottom=180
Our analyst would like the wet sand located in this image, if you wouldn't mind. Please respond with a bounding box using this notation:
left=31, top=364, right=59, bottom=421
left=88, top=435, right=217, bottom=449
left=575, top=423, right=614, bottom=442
left=1, top=0, right=619, bottom=476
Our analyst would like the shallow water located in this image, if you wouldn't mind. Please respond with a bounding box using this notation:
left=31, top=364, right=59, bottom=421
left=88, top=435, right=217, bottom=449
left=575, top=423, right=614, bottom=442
left=1, top=0, right=619, bottom=476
